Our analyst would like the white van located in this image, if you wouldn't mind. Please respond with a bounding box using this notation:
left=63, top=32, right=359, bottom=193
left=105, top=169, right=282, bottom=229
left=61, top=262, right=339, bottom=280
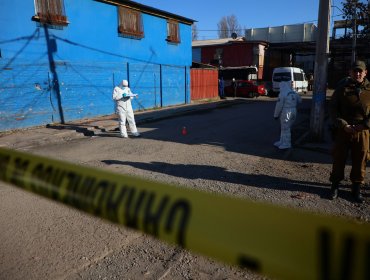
left=272, top=67, right=308, bottom=95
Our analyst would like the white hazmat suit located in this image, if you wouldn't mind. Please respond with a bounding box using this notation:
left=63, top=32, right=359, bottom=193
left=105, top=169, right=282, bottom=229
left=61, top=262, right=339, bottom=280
left=273, top=81, right=302, bottom=149
left=112, top=80, right=140, bottom=138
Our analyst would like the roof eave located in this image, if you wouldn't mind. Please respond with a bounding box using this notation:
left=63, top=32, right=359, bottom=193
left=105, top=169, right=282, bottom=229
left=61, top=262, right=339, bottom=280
left=94, top=0, right=196, bottom=25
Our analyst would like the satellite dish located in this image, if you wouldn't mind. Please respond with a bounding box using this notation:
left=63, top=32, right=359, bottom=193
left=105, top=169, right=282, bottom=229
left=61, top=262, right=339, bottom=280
left=231, top=32, right=238, bottom=39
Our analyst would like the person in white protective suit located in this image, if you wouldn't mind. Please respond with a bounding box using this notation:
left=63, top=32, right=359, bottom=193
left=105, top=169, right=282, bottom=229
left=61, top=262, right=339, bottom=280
left=273, top=81, right=302, bottom=149
left=112, top=80, right=140, bottom=138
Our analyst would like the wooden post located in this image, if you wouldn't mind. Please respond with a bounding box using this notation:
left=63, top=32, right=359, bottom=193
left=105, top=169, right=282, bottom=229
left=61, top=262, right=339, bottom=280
left=309, top=0, right=331, bottom=141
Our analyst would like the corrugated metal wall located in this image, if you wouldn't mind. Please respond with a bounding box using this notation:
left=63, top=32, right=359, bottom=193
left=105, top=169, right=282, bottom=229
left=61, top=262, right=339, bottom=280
left=190, top=69, right=218, bottom=100
left=200, top=44, right=253, bottom=67
left=0, top=0, right=192, bottom=132
left=162, top=65, right=187, bottom=106
left=245, top=23, right=317, bottom=43
left=0, top=62, right=189, bottom=132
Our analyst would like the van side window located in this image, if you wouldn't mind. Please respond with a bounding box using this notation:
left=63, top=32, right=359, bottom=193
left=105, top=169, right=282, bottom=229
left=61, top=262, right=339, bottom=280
left=293, top=72, right=304, bottom=81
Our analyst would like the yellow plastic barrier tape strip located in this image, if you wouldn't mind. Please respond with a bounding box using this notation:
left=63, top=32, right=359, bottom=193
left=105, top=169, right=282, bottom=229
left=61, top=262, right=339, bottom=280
left=0, top=147, right=369, bottom=280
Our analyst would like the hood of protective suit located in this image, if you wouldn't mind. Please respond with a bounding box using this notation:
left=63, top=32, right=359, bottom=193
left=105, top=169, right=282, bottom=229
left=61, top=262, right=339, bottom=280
left=279, top=81, right=293, bottom=98
left=122, top=80, right=129, bottom=87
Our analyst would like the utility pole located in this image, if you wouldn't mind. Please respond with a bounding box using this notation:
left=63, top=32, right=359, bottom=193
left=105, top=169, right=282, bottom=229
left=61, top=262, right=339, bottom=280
left=310, top=0, right=331, bottom=141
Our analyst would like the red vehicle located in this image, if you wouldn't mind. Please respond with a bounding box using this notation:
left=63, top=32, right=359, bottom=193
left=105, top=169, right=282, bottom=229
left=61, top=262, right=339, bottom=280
left=224, top=80, right=267, bottom=98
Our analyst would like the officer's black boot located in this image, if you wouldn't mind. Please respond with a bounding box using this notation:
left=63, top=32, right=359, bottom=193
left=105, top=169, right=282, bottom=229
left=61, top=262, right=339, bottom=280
left=352, top=183, right=364, bottom=203
left=330, top=182, right=339, bottom=200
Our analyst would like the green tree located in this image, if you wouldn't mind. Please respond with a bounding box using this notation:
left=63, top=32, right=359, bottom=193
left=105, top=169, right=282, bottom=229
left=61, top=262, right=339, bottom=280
left=341, top=0, right=369, bottom=38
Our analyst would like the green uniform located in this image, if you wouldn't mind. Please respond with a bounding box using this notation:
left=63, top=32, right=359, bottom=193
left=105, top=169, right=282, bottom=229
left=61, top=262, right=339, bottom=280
left=329, top=77, right=370, bottom=184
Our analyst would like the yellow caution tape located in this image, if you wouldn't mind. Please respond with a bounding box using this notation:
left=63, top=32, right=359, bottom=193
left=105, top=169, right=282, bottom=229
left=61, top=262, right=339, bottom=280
left=0, top=147, right=369, bottom=280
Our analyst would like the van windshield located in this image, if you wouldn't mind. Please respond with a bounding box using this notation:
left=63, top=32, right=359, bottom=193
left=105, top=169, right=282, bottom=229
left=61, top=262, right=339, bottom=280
left=273, top=72, right=291, bottom=82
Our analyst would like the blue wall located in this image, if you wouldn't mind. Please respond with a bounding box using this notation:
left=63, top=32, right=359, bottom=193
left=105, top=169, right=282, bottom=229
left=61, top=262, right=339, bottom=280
left=0, top=0, right=193, bottom=131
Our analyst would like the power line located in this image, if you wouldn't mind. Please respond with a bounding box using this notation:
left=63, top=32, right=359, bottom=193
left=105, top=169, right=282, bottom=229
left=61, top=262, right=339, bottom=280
left=196, top=13, right=345, bottom=34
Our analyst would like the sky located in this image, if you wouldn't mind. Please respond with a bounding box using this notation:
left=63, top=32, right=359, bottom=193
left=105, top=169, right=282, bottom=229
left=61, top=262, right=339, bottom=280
left=137, top=0, right=347, bottom=40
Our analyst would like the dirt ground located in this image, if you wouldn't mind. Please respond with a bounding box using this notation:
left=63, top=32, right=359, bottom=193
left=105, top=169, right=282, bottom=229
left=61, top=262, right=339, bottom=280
left=0, top=97, right=368, bottom=280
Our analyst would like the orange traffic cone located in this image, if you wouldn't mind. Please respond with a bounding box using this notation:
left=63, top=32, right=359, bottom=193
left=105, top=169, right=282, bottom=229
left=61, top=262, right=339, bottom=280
left=181, top=126, right=187, bottom=135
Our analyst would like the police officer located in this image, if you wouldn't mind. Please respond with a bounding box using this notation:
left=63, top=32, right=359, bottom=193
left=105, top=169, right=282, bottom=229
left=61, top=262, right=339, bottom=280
left=329, top=60, right=370, bottom=203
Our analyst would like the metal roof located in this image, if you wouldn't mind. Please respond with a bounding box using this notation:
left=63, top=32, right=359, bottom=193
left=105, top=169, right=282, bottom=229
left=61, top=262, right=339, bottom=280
left=192, top=37, right=268, bottom=48
left=192, top=37, right=245, bottom=47
left=95, top=0, right=196, bottom=25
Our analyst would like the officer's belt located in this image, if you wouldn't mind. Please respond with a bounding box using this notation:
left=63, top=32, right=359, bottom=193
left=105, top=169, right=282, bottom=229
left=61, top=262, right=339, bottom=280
left=347, top=119, right=365, bottom=125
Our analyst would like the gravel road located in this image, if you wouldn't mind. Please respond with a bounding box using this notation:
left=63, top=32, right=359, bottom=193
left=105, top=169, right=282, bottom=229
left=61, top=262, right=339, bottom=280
left=0, top=97, right=368, bottom=280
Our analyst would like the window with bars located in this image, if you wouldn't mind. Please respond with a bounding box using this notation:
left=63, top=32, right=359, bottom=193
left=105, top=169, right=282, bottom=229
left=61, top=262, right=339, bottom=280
left=118, top=7, right=144, bottom=39
left=33, top=0, right=68, bottom=26
left=166, top=20, right=180, bottom=43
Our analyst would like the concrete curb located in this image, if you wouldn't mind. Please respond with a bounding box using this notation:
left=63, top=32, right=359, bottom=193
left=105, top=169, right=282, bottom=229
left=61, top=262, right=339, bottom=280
left=0, top=98, right=248, bottom=148
left=46, top=99, right=248, bottom=136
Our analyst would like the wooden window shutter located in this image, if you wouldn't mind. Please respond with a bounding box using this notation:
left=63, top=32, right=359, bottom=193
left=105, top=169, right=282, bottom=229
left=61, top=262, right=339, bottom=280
left=34, top=0, right=68, bottom=26
left=167, top=20, right=180, bottom=43
left=118, top=7, right=144, bottom=39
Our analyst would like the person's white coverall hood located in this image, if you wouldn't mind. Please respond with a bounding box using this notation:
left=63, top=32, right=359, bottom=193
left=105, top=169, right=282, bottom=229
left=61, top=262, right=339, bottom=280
left=122, top=80, right=129, bottom=87
left=273, top=81, right=302, bottom=149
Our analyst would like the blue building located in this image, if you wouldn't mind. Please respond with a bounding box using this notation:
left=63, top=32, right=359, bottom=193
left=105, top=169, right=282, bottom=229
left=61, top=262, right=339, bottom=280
left=0, top=0, right=194, bottom=131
